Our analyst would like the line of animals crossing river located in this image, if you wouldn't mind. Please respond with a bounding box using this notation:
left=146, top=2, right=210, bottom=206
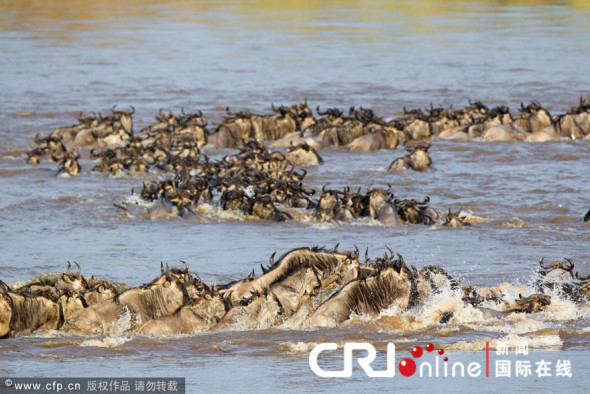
left=2, top=248, right=589, bottom=338
left=23, top=99, right=590, bottom=225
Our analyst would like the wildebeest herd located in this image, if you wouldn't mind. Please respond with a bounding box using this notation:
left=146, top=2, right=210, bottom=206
left=23, top=98, right=590, bottom=224
left=2, top=247, right=589, bottom=338
left=11, top=99, right=589, bottom=338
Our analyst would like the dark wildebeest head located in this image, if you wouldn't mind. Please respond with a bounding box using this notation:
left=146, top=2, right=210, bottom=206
left=57, top=151, right=81, bottom=176
left=366, top=185, right=393, bottom=219
left=290, top=102, right=316, bottom=132
left=407, top=143, right=432, bottom=171
left=57, top=262, right=88, bottom=294
left=249, top=195, right=293, bottom=222
left=515, top=101, right=552, bottom=133
left=394, top=196, right=437, bottom=225
left=428, top=105, right=460, bottom=135
left=539, top=258, right=574, bottom=279
left=83, top=280, right=118, bottom=306
left=513, top=293, right=551, bottom=313
left=443, top=208, right=469, bottom=228
left=26, top=147, right=48, bottom=165
left=57, top=289, right=87, bottom=323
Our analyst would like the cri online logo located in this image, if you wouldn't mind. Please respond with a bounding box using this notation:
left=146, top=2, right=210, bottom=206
left=309, top=342, right=484, bottom=378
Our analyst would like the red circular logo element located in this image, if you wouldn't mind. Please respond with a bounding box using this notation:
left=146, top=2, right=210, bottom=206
left=425, top=343, right=434, bottom=352
left=399, top=358, right=417, bottom=377
left=443, top=357, right=449, bottom=362
left=438, top=349, right=444, bottom=355
left=411, top=346, right=423, bottom=358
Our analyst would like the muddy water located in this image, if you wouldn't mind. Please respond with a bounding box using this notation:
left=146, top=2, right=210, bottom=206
left=1, top=1, right=589, bottom=392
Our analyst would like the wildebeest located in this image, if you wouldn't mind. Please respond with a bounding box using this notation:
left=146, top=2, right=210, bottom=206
left=394, top=196, right=438, bottom=225
left=62, top=265, right=191, bottom=334
left=57, top=151, right=81, bottom=176
left=0, top=280, right=62, bottom=336
left=214, top=290, right=284, bottom=331
left=347, top=123, right=400, bottom=152
left=552, top=97, right=590, bottom=140
left=303, top=256, right=414, bottom=328
left=13, top=262, right=88, bottom=295
left=216, top=259, right=321, bottom=330
left=508, top=293, right=551, bottom=314
left=443, top=208, right=469, bottom=228
left=399, top=108, right=432, bottom=141
left=538, top=257, right=574, bottom=279
left=220, top=246, right=360, bottom=308
left=136, top=285, right=226, bottom=335
left=315, top=186, right=353, bottom=222
left=365, top=185, right=400, bottom=226
left=249, top=104, right=315, bottom=141
left=83, top=281, right=119, bottom=306
left=388, top=144, right=432, bottom=172
left=284, top=142, right=323, bottom=167
left=207, top=109, right=253, bottom=148
left=0, top=281, right=15, bottom=338
left=513, top=101, right=552, bottom=134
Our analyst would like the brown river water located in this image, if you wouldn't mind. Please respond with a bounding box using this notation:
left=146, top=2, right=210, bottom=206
left=1, top=0, right=589, bottom=392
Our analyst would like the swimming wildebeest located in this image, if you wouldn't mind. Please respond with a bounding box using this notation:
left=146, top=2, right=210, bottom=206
left=0, top=280, right=62, bottom=337
left=388, top=143, right=432, bottom=172
left=136, top=283, right=226, bottom=335
left=303, top=255, right=414, bottom=327
left=443, top=208, right=469, bottom=228
left=219, top=246, right=360, bottom=308
left=62, top=264, right=191, bottom=334
left=507, top=293, right=551, bottom=314
left=215, top=258, right=322, bottom=330
left=284, top=142, right=323, bottom=167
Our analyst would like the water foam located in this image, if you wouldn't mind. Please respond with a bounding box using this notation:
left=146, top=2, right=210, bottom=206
left=79, top=336, right=130, bottom=348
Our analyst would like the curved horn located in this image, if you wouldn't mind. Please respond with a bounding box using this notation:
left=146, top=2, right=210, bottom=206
left=563, top=258, right=574, bottom=271
left=66, top=261, right=71, bottom=275
left=575, top=272, right=590, bottom=281
left=539, top=258, right=549, bottom=270
left=181, top=260, right=189, bottom=273
left=74, top=262, right=81, bottom=279
left=386, top=246, right=395, bottom=260
left=333, top=243, right=339, bottom=253
left=269, top=251, right=276, bottom=266
left=316, top=106, right=328, bottom=116
left=161, top=261, right=165, bottom=275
